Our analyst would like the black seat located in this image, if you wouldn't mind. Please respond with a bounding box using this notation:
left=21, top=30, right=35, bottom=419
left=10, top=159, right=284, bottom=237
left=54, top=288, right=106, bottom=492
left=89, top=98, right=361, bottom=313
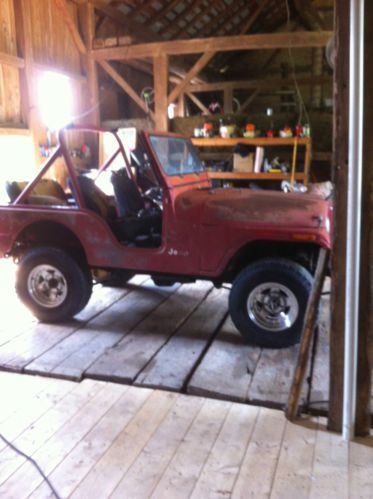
left=111, top=168, right=144, bottom=217
left=110, top=169, right=162, bottom=243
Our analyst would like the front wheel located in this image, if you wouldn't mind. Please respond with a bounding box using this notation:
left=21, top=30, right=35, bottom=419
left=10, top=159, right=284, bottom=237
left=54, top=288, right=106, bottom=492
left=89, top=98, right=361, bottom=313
left=229, top=259, right=313, bottom=348
left=16, top=247, right=92, bottom=323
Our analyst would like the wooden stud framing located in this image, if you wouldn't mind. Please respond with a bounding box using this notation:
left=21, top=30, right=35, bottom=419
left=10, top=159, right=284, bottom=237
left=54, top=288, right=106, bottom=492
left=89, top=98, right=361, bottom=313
left=153, top=53, right=169, bottom=131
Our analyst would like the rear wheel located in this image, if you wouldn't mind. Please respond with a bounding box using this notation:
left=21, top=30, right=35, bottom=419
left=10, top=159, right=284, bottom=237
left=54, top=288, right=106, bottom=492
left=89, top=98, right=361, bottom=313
left=229, top=259, right=313, bottom=348
left=16, top=247, right=92, bottom=322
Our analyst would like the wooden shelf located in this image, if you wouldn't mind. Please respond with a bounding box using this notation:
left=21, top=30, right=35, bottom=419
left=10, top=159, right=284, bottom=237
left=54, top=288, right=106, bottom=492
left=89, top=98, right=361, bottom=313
left=208, top=172, right=306, bottom=181
left=191, top=137, right=311, bottom=147
left=192, top=136, right=312, bottom=185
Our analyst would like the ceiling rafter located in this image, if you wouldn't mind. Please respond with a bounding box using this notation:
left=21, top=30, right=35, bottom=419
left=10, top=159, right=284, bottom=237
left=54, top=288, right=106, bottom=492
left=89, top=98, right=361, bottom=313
left=189, top=2, right=230, bottom=38
left=203, top=1, right=246, bottom=38
left=158, top=0, right=197, bottom=36
left=172, top=1, right=217, bottom=39
left=151, top=0, right=183, bottom=25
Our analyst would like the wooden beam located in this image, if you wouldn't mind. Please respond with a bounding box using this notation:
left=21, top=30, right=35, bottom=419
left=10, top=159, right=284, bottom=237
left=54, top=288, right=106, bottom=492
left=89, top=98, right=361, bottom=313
left=54, top=0, right=87, bottom=54
left=99, top=60, right=155, bottom=120
left=186, top=92, right=209, bottom=114
left=328, top=0, right=349, bottom=433
left=79, top=2, right=100, bottom=126
left=93, top=36, right=133, bottom=49
left=0, top=51, right=24, bottom=68
left=187, top=76, right=332, bottom=93
left=92, top=31, right=333, bottom=60
left=355, top=0, right=373, bottom=437
left=168, top=51, right=215, bottom=104
left=153, top=53, right=169, bottom=131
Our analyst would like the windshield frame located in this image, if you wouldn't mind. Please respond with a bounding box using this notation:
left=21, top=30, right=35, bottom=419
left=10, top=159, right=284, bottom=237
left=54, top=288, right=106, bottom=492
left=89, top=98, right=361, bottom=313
left=147, top=133, right=205, bottom=178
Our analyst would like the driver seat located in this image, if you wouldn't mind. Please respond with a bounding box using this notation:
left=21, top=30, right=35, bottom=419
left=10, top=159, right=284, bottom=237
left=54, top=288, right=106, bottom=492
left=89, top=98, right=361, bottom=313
left=111, top=169, right=162, bottom=243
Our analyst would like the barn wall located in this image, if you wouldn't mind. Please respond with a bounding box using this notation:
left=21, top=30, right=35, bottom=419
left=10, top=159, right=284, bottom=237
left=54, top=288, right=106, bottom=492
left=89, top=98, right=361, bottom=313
left=0, top=0, right=86, bottom=130
left=0, top=0, right=21, bottom=123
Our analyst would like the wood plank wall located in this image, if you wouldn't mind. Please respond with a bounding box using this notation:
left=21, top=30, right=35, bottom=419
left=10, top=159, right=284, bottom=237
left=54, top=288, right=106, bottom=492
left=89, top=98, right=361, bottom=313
left=0, top=0, right=86, bottom=130
left=0, top=0, right=21, bottom=123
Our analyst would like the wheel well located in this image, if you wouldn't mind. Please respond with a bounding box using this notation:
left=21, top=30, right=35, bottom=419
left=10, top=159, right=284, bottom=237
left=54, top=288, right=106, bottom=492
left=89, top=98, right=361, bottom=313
left=13, top=221, right=88, bottom=265
left=221, top=241, right=320, bottom=282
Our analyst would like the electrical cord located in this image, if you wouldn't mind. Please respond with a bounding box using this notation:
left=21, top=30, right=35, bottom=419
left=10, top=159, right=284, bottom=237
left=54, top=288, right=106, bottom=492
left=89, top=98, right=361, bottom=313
left=0, top=433, right=61, bottom=499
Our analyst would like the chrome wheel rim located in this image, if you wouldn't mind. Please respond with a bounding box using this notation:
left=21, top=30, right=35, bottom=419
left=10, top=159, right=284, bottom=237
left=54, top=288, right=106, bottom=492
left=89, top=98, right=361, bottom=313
left=247, top=282, right=299, bottom=332
left=27, top=264, right=68, bottom=308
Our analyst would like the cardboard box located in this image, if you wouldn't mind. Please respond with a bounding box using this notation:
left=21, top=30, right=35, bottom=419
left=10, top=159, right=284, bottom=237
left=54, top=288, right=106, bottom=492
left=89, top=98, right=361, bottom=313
left=233, top=152, right=254, bottom=172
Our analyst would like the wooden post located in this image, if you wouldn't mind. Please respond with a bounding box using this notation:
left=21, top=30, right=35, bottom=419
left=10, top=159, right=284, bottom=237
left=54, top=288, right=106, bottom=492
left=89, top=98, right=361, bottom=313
left=328, top=0, right=350, bottom=433
left=355, top=0, right=373, bottom=437
left=286, top=248, right=329, bottom=421
left=153, top=53, right=169, bottom=132
left=224, top=88, right=233, bottom=114
left=13, top=0, right=39, bottom=168
left=78, top=1, right=100, bottom=126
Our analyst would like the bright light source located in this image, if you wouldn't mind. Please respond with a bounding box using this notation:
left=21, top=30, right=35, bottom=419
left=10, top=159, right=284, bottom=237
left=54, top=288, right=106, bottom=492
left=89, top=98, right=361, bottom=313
left=37, top=71, right=73, bottom=131
left=168, top=103, right=176, bottom=120
left=0, top=134, right=35, bottom=203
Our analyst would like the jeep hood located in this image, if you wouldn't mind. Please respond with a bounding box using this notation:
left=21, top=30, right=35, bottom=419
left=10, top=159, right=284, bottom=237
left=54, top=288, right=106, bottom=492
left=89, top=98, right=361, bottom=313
left=175, top=188, right=331, bottom=229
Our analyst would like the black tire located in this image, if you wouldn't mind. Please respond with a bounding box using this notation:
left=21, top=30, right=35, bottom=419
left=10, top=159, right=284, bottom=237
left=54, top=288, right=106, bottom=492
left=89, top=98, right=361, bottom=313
left=16, top=247, right=92, bottom=323
left=229, top=259, right=313, bottom=348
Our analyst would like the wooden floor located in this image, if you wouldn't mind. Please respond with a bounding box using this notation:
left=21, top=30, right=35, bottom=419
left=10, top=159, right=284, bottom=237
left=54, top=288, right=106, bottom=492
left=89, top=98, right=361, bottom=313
left=0, top=260, right=333, bottom=411
left=0, top=371, right=372, bottom=499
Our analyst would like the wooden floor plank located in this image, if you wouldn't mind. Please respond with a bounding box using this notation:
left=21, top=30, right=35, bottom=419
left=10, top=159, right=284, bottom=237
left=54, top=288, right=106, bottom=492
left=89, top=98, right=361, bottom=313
left=0, top=323, right=79, bottom=370
left=188, top=317, right=260, bottom=402
left=309, top=418, right=348, bottom=499
left=249, top=345, right=307, bottom=407
left=74, top=274, right=148, bottom=323
left=231, top=407, right=286, bottom=498
left=190, top=403, right=259, bottom=499
left=110, top=394, right=204, bottom=499
left=349, top=434, right=373, bottom=498
left=270, top=418, right=318, bottom=499
left=0, top=379, right=100, bottom=481
left=150, top=397, right=231, bottom=499
left=135, top=288, right=228, bottom=391
left=86, top=281, right=212, bottom=383
left=0, top=381, right=127, bottom=497
left=0, top=379, right=81, bottom=485
left=29, top=386, right=152, bottom=499
left=24, top=280, right=169, bottom=378
left=70, top=390, right=177, bottom=498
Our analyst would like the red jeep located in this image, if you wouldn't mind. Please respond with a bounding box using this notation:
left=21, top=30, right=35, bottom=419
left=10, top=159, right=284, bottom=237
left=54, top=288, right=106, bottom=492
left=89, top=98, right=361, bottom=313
left=0, top=126, right=331, bottom=348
